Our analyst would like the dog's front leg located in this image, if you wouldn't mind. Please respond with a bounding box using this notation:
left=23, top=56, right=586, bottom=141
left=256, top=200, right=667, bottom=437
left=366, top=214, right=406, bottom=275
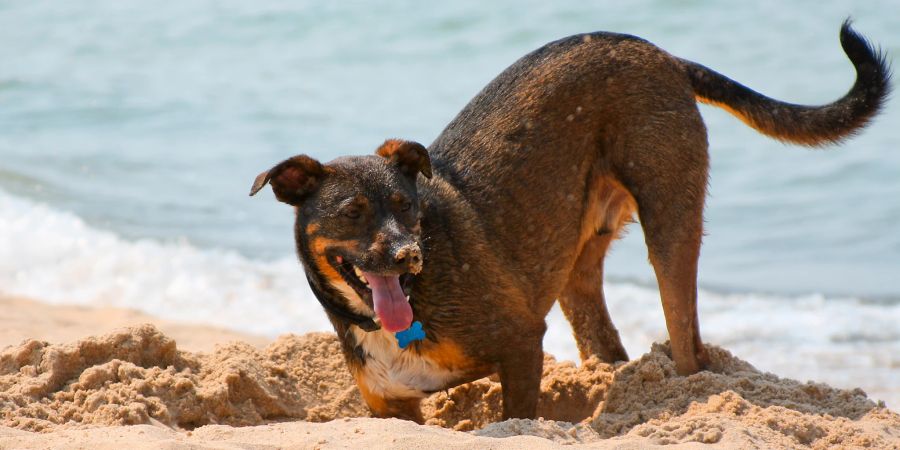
left=354, top=372, right=425, bottom=423
left=498, top=344, right=543, bottom=419
left=360, top=391, right=424, bottom=424
left=379, top=397, right=424, bottom=424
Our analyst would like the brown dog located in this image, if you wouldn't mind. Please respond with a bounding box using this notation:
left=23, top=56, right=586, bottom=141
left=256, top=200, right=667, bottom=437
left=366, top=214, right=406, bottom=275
left=250, top=21, right=889, bottom=422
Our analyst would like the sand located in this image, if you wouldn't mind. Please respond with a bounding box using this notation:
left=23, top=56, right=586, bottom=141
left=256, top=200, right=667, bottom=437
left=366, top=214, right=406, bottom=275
left=1, top=295, right=898, bottom=449
left=0, top=296, right=269, bottom=353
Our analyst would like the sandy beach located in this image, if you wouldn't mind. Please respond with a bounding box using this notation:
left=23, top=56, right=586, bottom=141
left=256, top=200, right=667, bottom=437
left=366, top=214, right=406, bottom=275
left=3, top=0, right=899, bottom=448
left=1, top=294, right=897, bottom=449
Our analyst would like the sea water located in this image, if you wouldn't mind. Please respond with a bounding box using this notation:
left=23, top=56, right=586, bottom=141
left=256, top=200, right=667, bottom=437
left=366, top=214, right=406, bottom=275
left=1, top=1, right=898, bottom=406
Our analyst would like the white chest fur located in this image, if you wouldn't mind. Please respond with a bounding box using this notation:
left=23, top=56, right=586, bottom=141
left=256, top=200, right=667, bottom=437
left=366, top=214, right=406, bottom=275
left=329, top=277, right=463, bottom=398
left=351, top=326, right=463, bottom=399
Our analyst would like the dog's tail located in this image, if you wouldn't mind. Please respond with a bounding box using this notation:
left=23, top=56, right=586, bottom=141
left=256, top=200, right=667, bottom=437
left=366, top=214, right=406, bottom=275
left=679, top=20, right=891, bottom=146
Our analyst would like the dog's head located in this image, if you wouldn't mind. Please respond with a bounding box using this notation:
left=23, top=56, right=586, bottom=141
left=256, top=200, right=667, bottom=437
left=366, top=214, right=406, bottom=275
left=250, top=139, right=432, bottom=332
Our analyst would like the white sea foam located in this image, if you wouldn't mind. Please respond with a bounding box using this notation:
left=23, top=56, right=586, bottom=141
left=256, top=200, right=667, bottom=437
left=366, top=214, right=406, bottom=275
left=1, top=189, right=898, bottom=407
left=0, top=189, right=332, bottom=337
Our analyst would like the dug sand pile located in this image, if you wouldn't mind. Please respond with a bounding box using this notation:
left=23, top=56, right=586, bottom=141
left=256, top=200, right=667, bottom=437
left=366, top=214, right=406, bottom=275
left=0, top=325, right=365, bottom=430
left=1, top=324, right=897, bottom=448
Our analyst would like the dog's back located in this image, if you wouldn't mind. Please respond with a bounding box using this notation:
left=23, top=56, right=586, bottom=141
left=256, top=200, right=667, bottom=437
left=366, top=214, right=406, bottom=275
left=426, top=22, right=889, bottom=378
left=427, top=24, right=889, bottom=312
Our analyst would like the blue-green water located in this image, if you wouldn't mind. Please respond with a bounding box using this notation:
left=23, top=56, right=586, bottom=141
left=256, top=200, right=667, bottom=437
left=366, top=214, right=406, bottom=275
left=1, top=1, right=898, bottom=405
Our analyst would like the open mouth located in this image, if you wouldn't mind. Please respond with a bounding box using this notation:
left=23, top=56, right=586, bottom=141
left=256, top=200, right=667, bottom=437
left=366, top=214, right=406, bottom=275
left=330, top=255, right=415, bottom=332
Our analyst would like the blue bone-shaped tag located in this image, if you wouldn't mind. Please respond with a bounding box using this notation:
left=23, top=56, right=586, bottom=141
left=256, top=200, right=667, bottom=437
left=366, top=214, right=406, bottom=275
left=395, top=321, right=425, bottom=349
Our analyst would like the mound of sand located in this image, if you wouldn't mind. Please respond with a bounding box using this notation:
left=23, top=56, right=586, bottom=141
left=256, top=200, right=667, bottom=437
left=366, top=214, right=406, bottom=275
left=1, top=325, right=898, bottom=448
left=0, top=325, right=365, bottom=431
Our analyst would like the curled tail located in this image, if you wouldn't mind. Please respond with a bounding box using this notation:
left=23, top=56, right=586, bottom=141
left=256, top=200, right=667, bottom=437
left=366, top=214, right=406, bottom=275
left=680, top=20, right=891, bottom=146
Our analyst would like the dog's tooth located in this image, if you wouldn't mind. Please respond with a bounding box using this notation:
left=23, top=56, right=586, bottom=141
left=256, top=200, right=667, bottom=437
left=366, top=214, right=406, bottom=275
left=405, top=295, right=410, bottom=303
left=352, top=266, right=368, bottom=284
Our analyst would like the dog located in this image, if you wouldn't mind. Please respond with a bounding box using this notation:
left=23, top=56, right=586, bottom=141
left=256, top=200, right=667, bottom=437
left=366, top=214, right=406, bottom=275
left=250, top=21, right=889, bottom=422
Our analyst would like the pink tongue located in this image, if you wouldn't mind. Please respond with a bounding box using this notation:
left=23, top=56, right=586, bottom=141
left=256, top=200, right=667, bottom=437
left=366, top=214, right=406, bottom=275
left=363, top=272, right=413, bottom=333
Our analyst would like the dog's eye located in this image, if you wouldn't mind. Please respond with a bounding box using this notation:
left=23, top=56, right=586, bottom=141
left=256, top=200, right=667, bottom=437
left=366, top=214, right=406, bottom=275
left=343, top=208, right=360, bottom=219
left=400, top=201, right=412, bottom=212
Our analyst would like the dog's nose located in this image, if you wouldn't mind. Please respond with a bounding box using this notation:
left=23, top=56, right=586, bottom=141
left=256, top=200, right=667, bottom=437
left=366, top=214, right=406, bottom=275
left=394, top=245, right=422, bottom=273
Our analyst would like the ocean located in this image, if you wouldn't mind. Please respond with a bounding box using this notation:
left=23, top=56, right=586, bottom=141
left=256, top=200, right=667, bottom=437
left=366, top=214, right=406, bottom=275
left=1, top=1, right=898, bottom=406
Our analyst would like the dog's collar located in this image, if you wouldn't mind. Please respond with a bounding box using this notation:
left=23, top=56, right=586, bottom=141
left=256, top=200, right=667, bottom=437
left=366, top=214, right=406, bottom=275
left=395, top=321, right=426, bottom=348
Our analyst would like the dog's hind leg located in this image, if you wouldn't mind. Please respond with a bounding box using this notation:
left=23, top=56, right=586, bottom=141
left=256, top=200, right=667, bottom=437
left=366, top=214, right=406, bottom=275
left=640, top=204, right=710, bottom=376
left=616, top=110, right=711, bottom=376
left=558, top=233, right=629, bottom=363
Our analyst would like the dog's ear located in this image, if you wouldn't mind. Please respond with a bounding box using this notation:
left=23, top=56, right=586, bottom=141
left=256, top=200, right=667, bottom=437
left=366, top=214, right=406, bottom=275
left=249, top=155, right=327, bottom=205
left=375, top=139, right=432, bottom=179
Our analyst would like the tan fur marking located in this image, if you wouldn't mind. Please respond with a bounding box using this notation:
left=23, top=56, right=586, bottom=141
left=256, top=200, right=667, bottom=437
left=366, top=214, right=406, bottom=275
left=376, top=139, right=404, bottom=157
left=418, top=339, right=472, bottom=370
left=354, top=372, right=389, bottom=416
left=308, top=237, right=349, bottom=285
left=314, top=254, right=342, bottom=284
left=307, top=236, right=374, bottom=316
left=697, top=97, right=759, bottom=130
left=697, top=96, right=819, bottom=145
left=575, top=176, right=637, bottom=258
left=309, top=237, right=358, bottom=289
